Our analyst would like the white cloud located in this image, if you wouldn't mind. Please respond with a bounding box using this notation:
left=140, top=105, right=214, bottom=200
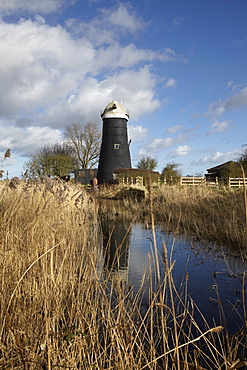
left=170, top=145, right=191, bottom=157
left=173, top=17, right=184, bottom=27
left=0, top=0, right=77, bottom=15
left=165, top=124, right=183, bottom=134
left=66, top=5, right=178, bottom=63
left=0, top=125, right=63, bottom=156
left=225, top=86, right=247, bottom=110
left=135, top=126, right=195, bottom=160
left=94, top=44, right=174, bottom=70
left=207, top=86, right=247, bottom=117
left=66, top=3, right=148, bottom=45
left=0, top=2, right=184, bottom=175
left=162, top=97, right=172, bottom=105
left=149, top=137, right=174, bottom=150
left=102, top=3, right=146, bottom=34
left=207, top=100, right=226, bottom=117
left=164, top=77, right=177, bottom=89
left=208, top=120, right=231, bottom=134
left=0, top=19, right=96, bottom=118
left=137, top=148, right=148, bottom=156
left=128, top=125, right=148, bottom=143
left=226, top=80, right=234, bottom=89
left=0, top=125, right=62, bottom=176
left=233, top=37, right=247, bottom=48
left=96, top=66, right=161, bottom=120
left=191, top=149, right=241, bottom=167
left=136, top=137, right=174, bottom=159
left=0, top=17, right=163, bottom=130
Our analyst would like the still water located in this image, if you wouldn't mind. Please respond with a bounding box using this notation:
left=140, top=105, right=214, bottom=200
left=101, top=219, right=247, bottom=334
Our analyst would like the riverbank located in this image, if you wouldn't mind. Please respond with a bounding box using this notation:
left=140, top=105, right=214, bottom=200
left=98, top=184, right=247, bottom=253
left=0, top=179, right=246, bottom=369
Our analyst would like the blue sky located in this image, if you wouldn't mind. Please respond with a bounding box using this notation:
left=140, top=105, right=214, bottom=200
left=0, top=0, right=247, bottom=177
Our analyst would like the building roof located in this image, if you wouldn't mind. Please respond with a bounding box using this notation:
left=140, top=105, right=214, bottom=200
left=206, top=161, right=236, bottom=173
left=101, top=100, right=129, bottom=120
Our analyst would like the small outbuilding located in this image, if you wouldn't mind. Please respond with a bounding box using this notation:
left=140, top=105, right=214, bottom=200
left=206, top=161, right=241, bottom=182
left=74, top=169, right=98, bottom=185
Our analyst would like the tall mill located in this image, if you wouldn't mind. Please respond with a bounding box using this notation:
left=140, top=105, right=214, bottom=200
left=97, top=100, right=132, bottom=184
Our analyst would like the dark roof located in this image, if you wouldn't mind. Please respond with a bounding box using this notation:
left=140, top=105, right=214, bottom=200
left=206, top=161, right=236, bottom=173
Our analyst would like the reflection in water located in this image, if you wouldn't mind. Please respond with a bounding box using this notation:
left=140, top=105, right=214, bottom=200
left=128, top=223, right=247, bottom=334
left=101, top=218, right=131, bottom=281
left=100, top=220, right=247, bottom=334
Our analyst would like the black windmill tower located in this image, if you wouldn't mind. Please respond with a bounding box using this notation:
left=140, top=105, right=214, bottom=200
left=97, top=100, right=132, bottom=184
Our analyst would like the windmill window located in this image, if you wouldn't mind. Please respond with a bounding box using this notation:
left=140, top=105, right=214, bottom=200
left=114, top=144, right=120, bottom=149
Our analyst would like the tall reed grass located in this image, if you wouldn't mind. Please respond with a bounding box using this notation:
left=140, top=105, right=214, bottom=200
left=100, top=183, right=247, bottom=251
left=0, top=179, right=246, bottom=369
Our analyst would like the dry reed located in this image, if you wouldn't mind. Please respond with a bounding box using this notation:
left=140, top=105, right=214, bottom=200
left=99, top=183, right=247, bottom=251
left=0, top=179, right=246, bottom=369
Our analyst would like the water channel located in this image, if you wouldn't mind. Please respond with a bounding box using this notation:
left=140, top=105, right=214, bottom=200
left=101, top=218, right=247, bottom=335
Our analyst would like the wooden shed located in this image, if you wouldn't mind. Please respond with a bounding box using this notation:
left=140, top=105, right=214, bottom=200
left=206, top=161, right=241, bottom=182
left=74, top=169, right=98, bottom=185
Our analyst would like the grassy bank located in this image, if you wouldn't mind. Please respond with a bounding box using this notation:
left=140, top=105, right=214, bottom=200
left=99, top=184, right=247, bottom=252
left=0, top=180, right=246, bottom=369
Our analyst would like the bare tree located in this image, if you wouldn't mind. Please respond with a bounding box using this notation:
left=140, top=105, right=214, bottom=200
left=64, top=122, right=101, bottom=169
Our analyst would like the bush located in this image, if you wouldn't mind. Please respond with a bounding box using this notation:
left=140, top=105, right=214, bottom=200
left=114, top=168, right=160, bottom=184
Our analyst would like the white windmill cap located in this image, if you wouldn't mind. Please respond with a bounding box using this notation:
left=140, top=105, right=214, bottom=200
left=101, top=100, right=129, bottom=120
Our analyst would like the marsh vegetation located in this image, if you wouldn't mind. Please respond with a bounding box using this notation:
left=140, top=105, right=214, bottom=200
left=0, top=179, right=246, bottom=369
left=99, top=184, right=247, bottom=252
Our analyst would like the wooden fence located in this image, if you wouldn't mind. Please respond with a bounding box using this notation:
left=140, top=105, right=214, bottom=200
left=229, top=177, right=247, bottom=187
left=121, top=176, right=145, bottom=186
left=119, top=176, right=247, bottom=188
left=180, top=177, right=206, bottom=186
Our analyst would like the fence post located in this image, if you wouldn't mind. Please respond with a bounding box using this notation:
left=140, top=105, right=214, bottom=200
left=239, top=164, right=247, bottom=228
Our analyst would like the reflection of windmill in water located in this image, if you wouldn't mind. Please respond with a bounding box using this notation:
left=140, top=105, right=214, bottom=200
left=101, top=219, right=131, bottom=281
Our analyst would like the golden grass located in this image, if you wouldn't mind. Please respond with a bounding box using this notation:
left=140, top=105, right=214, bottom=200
left=0, top=179, right=246, bottom=369
left=99, top=183, right=247, bottom=250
